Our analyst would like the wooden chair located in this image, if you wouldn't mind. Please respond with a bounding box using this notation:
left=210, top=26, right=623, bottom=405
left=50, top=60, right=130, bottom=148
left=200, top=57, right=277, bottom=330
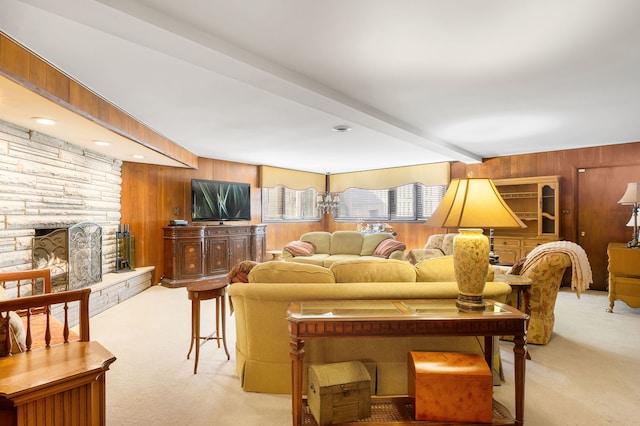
left=0, top=269, right=88, bottom=353
left=0, top=271, right=114, bottom=426
left=0, top=268, right=52, bottom=298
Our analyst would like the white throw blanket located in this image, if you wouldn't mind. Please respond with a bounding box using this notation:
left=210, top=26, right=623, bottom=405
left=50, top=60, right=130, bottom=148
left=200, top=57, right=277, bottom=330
left=521, top=241, right=593, bottom=298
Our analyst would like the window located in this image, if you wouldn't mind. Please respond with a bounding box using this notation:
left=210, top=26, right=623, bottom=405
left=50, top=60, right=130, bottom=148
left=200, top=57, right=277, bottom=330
left=262, top=186, right=319, bottom=221
left=335, top=184, right=446, bottom=222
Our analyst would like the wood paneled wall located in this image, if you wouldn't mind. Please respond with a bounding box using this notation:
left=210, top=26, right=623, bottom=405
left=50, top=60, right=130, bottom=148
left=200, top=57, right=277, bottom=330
left=121, top=158, right=327, bottom=283
left=123, top=142, right=640, bottom=285
left=450, top=143, right=640, bottom=243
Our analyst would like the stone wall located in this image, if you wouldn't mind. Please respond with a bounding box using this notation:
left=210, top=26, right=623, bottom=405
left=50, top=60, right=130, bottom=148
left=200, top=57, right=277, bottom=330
left=0, top=119, right=122, bottom=277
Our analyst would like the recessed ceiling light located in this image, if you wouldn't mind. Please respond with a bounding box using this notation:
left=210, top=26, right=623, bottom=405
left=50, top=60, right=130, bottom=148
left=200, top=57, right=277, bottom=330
left=94, top=140, right=111, bottom=146
left=132, top=154, right=144, bottom=159
left=32, top=117, right=56, bottom=125
left=332, top=125, right=352, bottom=133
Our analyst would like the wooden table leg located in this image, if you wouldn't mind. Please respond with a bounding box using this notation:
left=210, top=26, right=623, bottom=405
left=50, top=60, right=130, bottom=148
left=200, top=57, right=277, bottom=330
left=290, top=337, right=305, bottom=426
left=187, top=299, right=196, bottom=360
left=215, top=296, right=221, bottom=348
left=193, top=298, right=201, bottom=374
left=513, top=333, right=527, bottom=425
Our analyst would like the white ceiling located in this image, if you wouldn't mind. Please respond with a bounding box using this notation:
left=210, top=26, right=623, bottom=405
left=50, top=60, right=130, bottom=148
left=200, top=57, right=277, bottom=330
left=1, top=0, right=640, bottom=174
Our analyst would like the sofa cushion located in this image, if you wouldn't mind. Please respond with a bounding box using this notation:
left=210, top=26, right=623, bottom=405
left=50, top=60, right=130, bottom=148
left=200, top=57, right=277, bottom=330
left=285, top=254, right=329, bottom=267
left=424, top=233, right=457, bottom=256
left=441, top=233, right=457, bottom=256
left=330, top=231, right=364, bottom=255
left=330, top=259, right=417, bottom=283
left=248, top=261, right=335, bottom=283
left=323, top=254, right=361, bottom=268
left=301, top=232, right=332, bottom=254
left=416, top=256, right=494, bottom=282
left=373, top=239, right=406, bottom=258
left=284, top=240, right=315, bottom=257
left=360, top=233, right=393, bottom=256
left=424, top=234, right=446, bottom=250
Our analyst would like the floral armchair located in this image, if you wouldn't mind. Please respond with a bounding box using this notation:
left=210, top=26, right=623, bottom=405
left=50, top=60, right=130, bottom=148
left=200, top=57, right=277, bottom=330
left=404, top=233, right=457, bottom=265
left=501, top=251, right=573, bottom=344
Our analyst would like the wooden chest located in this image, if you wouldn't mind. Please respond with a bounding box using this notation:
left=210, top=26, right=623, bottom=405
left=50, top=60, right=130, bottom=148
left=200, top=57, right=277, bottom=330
left=408, top=351, right=493, bottom=423
left=307, top=361, right=371, bottom=426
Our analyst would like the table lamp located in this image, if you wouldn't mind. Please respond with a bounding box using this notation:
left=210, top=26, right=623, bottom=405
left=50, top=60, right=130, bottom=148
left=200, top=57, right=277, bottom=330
left=425, top=178, right=526, bottom=311
left=618, top=182, right=640, bottom=248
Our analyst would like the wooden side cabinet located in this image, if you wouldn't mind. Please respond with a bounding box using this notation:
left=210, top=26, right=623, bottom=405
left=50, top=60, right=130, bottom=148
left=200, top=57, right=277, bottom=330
left=492, top=176, right=560, bottom=263
left=607, top=243, right=640, bottom=312
left=0, top=342, right=116, bottom=426
left=161, top=224, right=266, bottom=287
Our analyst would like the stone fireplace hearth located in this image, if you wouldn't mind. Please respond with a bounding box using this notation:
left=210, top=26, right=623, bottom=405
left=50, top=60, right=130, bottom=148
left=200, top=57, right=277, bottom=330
left=32, top=222, right=103, bottom=292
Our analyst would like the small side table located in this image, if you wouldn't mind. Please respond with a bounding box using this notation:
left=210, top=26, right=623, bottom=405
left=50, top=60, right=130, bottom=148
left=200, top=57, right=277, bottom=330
left=495, top=273, right=532, bottom=360
left=186, top=280, right=230, bottom=374
left=607, top=243, right=640, bottom=313
left=266, top=250, right=283, bottom=261
left=495, top=273, right=532, bottom=317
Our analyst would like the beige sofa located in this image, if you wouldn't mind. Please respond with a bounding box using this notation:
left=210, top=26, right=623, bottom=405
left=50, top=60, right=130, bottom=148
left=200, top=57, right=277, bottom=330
left=282, top=231, right=405, bottom=267
left=228, top=258, right=511, bottom=395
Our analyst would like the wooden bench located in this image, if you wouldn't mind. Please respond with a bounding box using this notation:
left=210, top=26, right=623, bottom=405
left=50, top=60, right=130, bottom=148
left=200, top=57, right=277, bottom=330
left=0, top=270, right=116, bottom=426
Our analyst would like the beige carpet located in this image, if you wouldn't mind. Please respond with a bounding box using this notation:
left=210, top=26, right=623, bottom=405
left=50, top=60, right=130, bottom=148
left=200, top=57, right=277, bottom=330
left=88, top=286, right=640, bottom=426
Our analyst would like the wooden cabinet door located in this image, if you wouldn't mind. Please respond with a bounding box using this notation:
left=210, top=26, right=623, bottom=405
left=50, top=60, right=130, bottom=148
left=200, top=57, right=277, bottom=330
left=176, top=239, right=204, bottom=280
left=229, top=235, right=250, bottom=269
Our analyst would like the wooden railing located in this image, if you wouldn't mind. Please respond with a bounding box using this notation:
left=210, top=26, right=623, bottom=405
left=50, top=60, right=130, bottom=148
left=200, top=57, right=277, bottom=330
left=0, top=288, right=90, bottom=354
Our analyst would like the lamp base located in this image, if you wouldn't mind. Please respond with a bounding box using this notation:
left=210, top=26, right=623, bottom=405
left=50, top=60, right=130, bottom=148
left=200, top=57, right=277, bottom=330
left=456, top=294, right=487, bottom=312
left=453, top=229, right=490, bottom=313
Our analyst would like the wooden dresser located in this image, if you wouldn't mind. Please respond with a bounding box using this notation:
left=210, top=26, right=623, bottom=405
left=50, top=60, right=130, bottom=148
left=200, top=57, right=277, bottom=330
left=607, top=242, right=640, bottom=312
left=161, top=224, right=266, bottom=287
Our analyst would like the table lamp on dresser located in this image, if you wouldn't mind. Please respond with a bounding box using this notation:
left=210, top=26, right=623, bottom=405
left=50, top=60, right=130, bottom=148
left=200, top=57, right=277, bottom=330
left=619, top=182, right=640, bottom=248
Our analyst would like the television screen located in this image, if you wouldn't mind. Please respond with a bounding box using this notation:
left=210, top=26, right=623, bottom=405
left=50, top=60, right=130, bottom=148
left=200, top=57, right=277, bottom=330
left=191, top=179, right=251, bottom=222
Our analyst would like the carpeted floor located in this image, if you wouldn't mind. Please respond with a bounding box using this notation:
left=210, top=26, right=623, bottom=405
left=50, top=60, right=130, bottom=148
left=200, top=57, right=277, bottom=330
left=88, top=286, right=640, bottom=426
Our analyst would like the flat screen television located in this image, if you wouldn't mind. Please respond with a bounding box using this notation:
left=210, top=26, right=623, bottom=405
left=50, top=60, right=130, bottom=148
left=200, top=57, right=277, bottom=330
left=191, top=179, right=251, bottom=222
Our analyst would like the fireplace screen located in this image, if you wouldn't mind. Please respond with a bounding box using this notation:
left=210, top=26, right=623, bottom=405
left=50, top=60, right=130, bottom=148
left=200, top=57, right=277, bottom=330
left=33, top=222, right=102, bottom=292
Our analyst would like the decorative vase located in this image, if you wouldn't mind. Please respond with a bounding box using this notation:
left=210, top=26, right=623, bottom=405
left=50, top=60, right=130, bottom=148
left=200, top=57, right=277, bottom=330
left=453, top=229, right=490, bottom=311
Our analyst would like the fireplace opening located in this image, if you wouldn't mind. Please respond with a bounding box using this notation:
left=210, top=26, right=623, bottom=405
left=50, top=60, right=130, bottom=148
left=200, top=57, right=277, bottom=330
left=32, top=222, right=103, bottom=292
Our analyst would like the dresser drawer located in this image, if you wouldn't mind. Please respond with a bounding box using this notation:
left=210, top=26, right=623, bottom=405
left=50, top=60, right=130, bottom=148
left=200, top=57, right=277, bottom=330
left=494, top=238, right=520, bottom=248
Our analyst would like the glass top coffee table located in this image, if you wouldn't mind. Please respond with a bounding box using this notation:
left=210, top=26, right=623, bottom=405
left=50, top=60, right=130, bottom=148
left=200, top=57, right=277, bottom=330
left=287, top=299, right=528, bottom=426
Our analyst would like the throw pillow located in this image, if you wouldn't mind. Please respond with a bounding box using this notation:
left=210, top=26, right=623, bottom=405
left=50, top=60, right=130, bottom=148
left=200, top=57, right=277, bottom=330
left=284, top=240, right=315, bottom=257
left=0, top=310, right=26, bottom=356
left=227, top=260, right=258, bottom=283
left=373, top=239, right=406, bottom=258
left=509, top=258, right=527, bottom=275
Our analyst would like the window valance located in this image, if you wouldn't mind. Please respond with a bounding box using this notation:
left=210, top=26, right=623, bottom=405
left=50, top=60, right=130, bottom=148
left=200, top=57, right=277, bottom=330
left=259, top=166, right=325, bottom=191
left=329, top=162, right=450, bottom=192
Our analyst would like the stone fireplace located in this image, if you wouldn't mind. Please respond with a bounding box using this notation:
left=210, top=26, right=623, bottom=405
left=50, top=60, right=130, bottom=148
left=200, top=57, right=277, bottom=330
left=32, top=222, right=103, bottom=292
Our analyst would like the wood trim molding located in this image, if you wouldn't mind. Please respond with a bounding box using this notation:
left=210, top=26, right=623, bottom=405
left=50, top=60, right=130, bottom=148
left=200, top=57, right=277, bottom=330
left=0, top=32, right=198, bottom=169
